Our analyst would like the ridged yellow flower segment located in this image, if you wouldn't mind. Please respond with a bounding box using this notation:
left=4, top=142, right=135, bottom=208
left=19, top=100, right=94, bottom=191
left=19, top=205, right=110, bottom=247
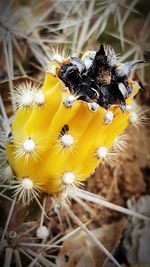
left=6, top=45, right=142, bottom=201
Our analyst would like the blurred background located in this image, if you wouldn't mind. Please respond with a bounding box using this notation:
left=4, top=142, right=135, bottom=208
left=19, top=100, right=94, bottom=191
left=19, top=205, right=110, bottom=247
left=0, top=0, right=150, bottom=84
left=0, top=0, right=150, bottom=266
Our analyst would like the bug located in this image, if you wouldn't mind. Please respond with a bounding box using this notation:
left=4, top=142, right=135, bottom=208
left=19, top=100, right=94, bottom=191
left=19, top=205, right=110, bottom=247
left=59, top=45, right=144, bottom=111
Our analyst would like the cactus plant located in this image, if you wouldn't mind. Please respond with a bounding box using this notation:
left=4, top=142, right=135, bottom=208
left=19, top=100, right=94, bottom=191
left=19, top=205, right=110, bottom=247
left=0, top=1, right=149, bottom=266
left=1, top=44, right=149, bottom=267
left=3, top=45, right=143, bottom=202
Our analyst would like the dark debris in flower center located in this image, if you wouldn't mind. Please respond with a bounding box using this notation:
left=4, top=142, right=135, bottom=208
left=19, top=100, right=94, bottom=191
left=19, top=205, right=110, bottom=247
left=59, top=45, right=144, bottom=111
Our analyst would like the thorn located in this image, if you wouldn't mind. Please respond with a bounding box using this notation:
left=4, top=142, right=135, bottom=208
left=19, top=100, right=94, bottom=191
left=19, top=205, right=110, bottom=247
left=88, top=102, right=99, bottom=112
left=96, top=146, right=107, bottom=159
left=104, top=111, right=114, bottom=124
left=52, top=54, right=63, bottom=63
left=34, top=91, right=45, bottom=106
left=60, top=134, right=74, bottom=148
left=20, top=91, right=33, bottom=107
left=62, top=172, right=75, bottom=185
left=63, top=95, right=76, bottom=108
left=23, top=138, right=35, bottom=153
left=129, top=111, right=138, bottom=124
left=49, top=65, right=57, bottom=76
left=21, top=178, right=33, bottom=190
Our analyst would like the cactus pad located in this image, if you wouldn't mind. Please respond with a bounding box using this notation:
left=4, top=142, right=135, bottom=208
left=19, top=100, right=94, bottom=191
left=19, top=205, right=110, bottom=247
left=6, top=45, right=141, bottom=197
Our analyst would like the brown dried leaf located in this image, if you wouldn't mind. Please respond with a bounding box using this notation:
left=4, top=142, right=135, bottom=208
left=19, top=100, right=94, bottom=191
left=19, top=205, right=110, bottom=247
left=57, top=219, right=127, bottom=267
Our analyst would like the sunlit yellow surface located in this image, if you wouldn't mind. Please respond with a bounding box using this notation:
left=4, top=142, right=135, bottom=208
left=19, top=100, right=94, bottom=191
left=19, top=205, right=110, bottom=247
left=6, top=59, right=139, bottom=194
